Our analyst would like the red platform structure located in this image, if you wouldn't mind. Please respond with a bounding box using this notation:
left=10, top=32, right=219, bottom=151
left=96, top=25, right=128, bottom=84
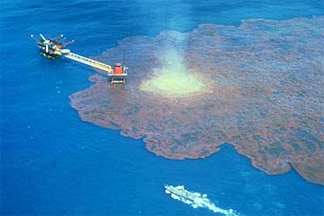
left=108, top=63, right=128, bottom=84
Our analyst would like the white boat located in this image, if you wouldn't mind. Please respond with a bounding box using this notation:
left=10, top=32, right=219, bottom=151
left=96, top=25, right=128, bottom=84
left=164, top=184, right=238, bottom=216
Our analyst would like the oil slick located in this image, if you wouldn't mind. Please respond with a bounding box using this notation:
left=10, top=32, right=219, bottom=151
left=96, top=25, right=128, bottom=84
left=70, top=16, right=324, bottom=185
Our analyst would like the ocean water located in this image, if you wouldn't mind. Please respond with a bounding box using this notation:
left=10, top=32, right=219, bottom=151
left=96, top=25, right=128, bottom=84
left=0, top=0, right=324, bottom=216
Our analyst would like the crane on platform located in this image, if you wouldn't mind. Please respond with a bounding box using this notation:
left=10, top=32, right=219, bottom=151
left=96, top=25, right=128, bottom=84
left=31, top=34, right=127, bottom=84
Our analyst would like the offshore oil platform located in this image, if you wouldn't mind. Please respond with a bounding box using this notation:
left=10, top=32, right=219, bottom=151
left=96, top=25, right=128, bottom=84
left=31, top=34, right=127, bottom=84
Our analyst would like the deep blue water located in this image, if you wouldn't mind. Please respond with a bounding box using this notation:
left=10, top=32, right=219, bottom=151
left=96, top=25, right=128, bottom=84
left=1, top=0, right=324, bottom=215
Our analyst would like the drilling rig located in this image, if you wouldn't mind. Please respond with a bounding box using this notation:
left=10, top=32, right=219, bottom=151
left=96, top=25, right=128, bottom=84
left=31, top=34, right=127, bottom=84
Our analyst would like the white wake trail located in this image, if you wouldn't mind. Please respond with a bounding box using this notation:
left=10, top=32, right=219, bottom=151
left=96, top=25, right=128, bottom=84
left=165, top=185, right=241, bottom=216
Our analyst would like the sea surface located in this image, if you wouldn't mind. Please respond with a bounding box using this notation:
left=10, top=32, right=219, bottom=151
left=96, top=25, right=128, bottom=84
left=1, top=0, right=324, bottom=215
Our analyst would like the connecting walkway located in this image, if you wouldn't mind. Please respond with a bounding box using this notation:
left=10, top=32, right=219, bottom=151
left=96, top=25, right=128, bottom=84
left=65, top=52, right=113, bottom=73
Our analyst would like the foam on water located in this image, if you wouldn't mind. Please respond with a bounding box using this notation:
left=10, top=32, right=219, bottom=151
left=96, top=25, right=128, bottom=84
left=140, top=50, right=206, bottom=96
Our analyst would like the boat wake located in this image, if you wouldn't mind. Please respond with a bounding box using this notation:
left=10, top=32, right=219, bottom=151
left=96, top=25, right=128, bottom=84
left=165, top=185, right=241, bottom=216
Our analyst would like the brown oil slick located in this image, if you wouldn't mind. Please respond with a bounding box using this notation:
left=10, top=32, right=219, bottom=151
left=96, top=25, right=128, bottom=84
left=69, top=16, right=324, bottom=185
